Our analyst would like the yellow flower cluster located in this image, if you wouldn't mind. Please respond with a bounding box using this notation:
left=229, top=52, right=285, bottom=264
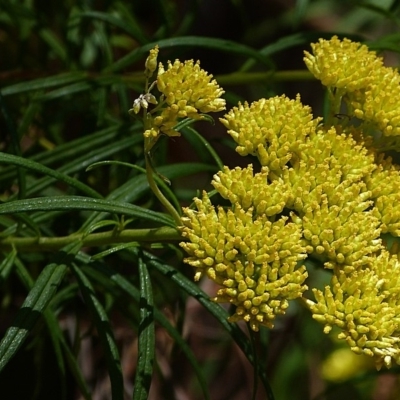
left=211, top=165, right=290, bottom=216
left=180, top=181, right=308, bottom=331
left=145, top=60, right=225, bottom=136
left=304, top=36, right=383, bottom=92
left=157, top=60, right=226, bottom=115
left=305, top=35, right=400, bottom=137
left=130, top=47, right=225, bottom=138
left=220, top=95, right=318, bottom=175
left=366, top=156, right=400, bottom=236
left=177, top=35, right=400, bottom=367
left=307, top=251, right=400, bottom=369
left=149, top=59, right=225, bottom=137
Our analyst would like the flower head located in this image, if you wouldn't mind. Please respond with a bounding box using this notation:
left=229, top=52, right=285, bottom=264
left=348, top=66, right=400, bottom=137
left=155, top=59, right=225, bottom=136
left=292, top=191, right=381, bottom=271
left=220, top=95, right=319, bottom=174
left=304, top=36, right=383, bottom=92
left=364, top=155, right=400, bottom=235
left=180, top=193, right=307, bottom=331
left=131, top=49, right=225, bottom=139
left=305, top=36, right=400, bottom=138
left=212, top=165, right=289, bottom=216
left=307, top=251, right=400, bottom=369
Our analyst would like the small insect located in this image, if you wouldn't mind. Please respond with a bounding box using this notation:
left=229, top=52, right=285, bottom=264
left=334, top=113, right=351, bottom=120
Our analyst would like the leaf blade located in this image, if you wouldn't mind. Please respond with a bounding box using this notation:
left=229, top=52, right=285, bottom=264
left=0, top=196, right=174, bottom=227
left=133, top=257, right=155, bottom=400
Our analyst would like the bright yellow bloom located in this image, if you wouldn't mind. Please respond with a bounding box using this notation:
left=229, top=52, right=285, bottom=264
left=132, top=49, right=226, bottom=138
left=363, top=155, right=400, bottom=235
left=211, top=165, right=289, bottom=216
left=305, top=36, right=400, bottom=138
left=157, top=60, right=225, bottom=114
left=307, top=251, right=400, bottom=369
left=284, top=127, right=375, bottom=211
left=304, top=35, right=383, bottom=92
left=153, top=59, right=225, bottom=136
left=291, top=191, right=381, bottom=271
left=180, top=193, right=308, bottom=331
left=348, top=66, right=400, bottom=137
left=220, top=95, right=319, bottom=174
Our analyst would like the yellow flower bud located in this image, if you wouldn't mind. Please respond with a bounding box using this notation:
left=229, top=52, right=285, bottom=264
left=144, top=45, right=159, bottom=78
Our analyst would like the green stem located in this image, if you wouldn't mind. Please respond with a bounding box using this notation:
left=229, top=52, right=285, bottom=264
left=145, top=152, right=182, bottom=226
left=0, top=226, right=181, bottom=252
left=325, top=87, right=345, bottom=127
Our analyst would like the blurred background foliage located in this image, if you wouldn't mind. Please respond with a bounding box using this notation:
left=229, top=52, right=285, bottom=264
left=2, top=0, right=400, bottom=399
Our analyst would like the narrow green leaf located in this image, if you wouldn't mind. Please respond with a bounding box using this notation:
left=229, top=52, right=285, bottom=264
left=70, top=263, right=124, bottom=400
left=0, top=196, right=174, bottom=226
left=90, top=242, right=139, bottom=260
left=13, top=256, right=34, bottom=288
left=240, top=32, right=364, bottom=72
left=0, top=123, right=139, bottom=182
left=40, top=81, right=100, bottom=101
left=59, top=331, right=92, bottom=400
left=17, top=94, right=42, bottom=139
left=42, top=308, right=68, bottom=400
left=114, top=2, right=149, bottom=44
left=86, top=159, right=181, bottom=217
left=7, top=212, right=41, bottom=236
left=38, top=28, right=68, bottom=63
left=0, top=72, right=87, bottom=96
left=106, top=162, right=215, bottom=203
left=133, top=258, right=155, bottom=400
left=292, top=0, right=310, bottom=28
left=0, top=247, right=76, bottom=372
left=77, top=11, right=148, bottom=44
left=0, top=248, right=17, bottom=283
left=12, top=135, right=141, bottom=199
left=105, top=36, right=273, bottom=73
left=0, top=152, right=102, bottom=199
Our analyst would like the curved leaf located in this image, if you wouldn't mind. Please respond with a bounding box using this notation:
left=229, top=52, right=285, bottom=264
left=0, top=247, right=17, bottom=283
left=240, top=31, right=365, bottom=72
left=0, top=196, right=174, bottom=227
left=0, top=152, right=102, bottom=199
left=133, top=257, right=155, bottom=400
left=105, top=36, right=273, bottom=73
left=0, top=72, right=87, bottom=96
left=11, top=135, right=142, bottom=199
left=0, top=244, right=78, bottom=372
left=0, top=123, right=140, bottom=182
left=70, top=263, right=123, bottom=400
left=76, top=11, right=148, bottom=44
